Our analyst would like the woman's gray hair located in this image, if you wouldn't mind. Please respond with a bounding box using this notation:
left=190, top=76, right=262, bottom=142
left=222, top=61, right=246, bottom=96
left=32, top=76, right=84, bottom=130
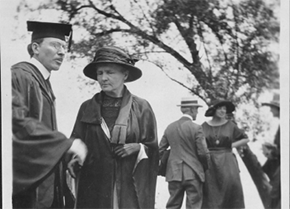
left=120, top=68, right=129, bottom=80
left=27, top=38, right=44, bottom=57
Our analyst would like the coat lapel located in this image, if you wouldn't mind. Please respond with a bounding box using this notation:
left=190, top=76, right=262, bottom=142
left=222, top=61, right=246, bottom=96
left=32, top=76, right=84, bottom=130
left=80, top=87, right=133, bottom=146
left=23, top=62, right=55, bottom=103
left=111, top=87, right=132, bottom=145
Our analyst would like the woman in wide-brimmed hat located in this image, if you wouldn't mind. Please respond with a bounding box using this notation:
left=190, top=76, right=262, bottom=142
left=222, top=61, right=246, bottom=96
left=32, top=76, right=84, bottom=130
left=201, top=100, right=249, bottom=209
left=68, top=46, right=159, bottom=209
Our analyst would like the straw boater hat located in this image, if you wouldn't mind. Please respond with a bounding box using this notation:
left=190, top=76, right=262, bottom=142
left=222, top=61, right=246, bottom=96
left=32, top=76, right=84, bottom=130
left=177, top=97, right=202, bottom=107
left=83, top=46, right=142, bottom=82
left=205, top=100, right=235, bottom=117
left=262, top=93, right=280, bottom=110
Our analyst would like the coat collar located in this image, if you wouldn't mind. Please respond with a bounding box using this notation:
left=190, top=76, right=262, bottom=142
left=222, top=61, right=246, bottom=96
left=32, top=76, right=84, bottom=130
left=28, top=58, right=51, bottom=80
left=19, top=62, right=55, bottom=102
left=181, top=114, right=193, bottom=121
left=80, top=86, right=132, bottom=126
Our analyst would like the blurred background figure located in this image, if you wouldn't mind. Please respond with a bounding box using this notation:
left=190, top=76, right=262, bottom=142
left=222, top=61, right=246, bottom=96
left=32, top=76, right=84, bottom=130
left=261, top=93, right=280, bottom=209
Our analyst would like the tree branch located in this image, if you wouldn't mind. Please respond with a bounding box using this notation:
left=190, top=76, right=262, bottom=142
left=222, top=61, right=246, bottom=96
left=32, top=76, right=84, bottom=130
left=88, top=0, right=123, bottom=20
left=93, top=28, right=131, bottom=36
left=173, top=17, right=200, bottom=64
left=197, top=21, right=213, bottom=79
left=88, top=0, right=209, bottom=91
left=132, top=0, right=157, bottom=37
left=151, top=60, right=203, bottom=99
left=75, top=5, right=93, bottom=12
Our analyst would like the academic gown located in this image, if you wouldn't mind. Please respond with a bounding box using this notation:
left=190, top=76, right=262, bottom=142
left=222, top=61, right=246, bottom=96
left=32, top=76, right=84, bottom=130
left=11, top=62, right=73, bottom=208
left=71, top=87, right=159, bottom=209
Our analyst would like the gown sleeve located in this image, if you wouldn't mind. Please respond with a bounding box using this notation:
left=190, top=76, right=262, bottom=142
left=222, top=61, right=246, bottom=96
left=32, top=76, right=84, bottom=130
left=12, top=89, right=72, bottom=195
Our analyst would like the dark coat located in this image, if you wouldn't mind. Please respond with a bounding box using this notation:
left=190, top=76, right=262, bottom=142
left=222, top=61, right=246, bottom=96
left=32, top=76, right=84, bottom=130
left=262, top=126, right=280, bottom=180
left=159, top=116, right=209, bottom=182
left=11, top=62, right=73, bottom=208
left=262, top=126, right=281, bottom=209
left=71, top=87, right=159, bottom=209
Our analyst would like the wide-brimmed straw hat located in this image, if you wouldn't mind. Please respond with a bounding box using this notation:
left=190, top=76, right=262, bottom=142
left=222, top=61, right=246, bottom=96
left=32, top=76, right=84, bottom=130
left=262, top=93, right=280, bottom=109
left=83, top=46, right=142, bottom=82
left=205, top=100, right=235, bottom=117
left=177, top=97, right=203, bottom=107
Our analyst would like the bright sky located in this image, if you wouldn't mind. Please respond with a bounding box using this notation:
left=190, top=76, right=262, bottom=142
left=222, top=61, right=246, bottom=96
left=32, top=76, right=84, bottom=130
left=1, top=0, right=289, bottom=208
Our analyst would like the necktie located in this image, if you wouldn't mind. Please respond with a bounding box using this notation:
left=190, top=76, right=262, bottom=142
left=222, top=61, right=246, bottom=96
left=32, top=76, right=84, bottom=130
left=45, top=78, right=55, bottom=101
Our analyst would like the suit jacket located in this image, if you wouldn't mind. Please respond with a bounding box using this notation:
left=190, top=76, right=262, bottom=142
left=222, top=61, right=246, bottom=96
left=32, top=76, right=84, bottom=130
left=159, top=116, right=209, bottom=182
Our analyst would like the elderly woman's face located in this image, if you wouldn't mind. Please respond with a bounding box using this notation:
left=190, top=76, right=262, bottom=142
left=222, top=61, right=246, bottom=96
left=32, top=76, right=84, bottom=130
left=96, top=63, right=128, bottom=97
left=214, top=105, right=227, bottom=118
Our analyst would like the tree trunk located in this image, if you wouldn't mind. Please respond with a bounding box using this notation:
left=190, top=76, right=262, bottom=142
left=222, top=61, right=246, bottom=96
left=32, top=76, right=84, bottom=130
left=237, top=144, right=272, bottom=209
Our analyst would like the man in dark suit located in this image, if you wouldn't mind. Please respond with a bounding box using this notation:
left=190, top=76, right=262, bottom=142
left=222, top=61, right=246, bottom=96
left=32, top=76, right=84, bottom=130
left=159, top=97, right=209, bottom=209
left=261, top=93, right=280, bottom=209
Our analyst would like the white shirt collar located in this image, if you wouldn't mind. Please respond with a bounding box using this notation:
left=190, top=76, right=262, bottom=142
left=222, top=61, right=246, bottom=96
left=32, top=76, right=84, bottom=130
left=182, top=114, right=193, bottom=121
left=28, top=57, right=51, bottom=80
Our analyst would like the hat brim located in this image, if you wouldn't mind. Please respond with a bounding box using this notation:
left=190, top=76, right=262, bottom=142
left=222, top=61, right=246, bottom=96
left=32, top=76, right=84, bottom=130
left=83, top=61, right=142, bottom=82
left=177, top=104, right=203, bottom=107
left=262, top=102, right=280, bottom=109
left=205, top=101, right=235, bottom=117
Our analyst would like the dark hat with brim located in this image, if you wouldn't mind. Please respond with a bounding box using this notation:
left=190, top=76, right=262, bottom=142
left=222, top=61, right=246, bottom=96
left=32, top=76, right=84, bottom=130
left=262, top=101, right=280, bottom=109
left=205, top=100, right=235, bottom=117
left=261, top=93, right=280, bottom=109
left=83, top=46, right=142, bottom=82
left=177, top=97, right=202, bottom=107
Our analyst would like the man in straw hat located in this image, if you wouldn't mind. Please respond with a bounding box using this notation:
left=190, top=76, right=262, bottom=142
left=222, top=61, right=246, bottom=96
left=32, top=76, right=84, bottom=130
left=11, top=21, right=87, bottom=208
left=261, top=93, right=280, bottom=209
left=159, top=97, right=209, bottom=209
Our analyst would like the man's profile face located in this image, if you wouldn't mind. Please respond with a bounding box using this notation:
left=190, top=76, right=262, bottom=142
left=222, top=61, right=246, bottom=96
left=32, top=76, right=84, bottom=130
left=33, top=37, right=66, bottom=72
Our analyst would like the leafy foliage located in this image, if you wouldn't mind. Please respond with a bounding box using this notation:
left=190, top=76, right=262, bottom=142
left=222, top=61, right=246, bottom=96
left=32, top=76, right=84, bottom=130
left=16, top=1, right=280, bottom=201
left=17, top=0, right=279, bottom=102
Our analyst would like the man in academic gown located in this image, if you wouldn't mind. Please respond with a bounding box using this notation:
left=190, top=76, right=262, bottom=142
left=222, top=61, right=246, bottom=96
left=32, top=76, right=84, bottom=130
left=11, top=21, right=87, bottom=208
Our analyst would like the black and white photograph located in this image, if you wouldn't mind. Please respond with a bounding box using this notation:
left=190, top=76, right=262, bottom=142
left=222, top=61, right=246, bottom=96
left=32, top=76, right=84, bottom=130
left=1, top=0, right=289, bottom=208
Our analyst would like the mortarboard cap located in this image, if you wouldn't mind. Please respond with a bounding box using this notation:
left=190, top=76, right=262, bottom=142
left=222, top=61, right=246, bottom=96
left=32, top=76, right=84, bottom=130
left=27, top=21, right=73, bottom=51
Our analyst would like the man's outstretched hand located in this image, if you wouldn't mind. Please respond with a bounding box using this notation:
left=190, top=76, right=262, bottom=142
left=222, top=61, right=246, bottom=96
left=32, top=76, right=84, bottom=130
left=67, top=138, right=88, bottom=178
